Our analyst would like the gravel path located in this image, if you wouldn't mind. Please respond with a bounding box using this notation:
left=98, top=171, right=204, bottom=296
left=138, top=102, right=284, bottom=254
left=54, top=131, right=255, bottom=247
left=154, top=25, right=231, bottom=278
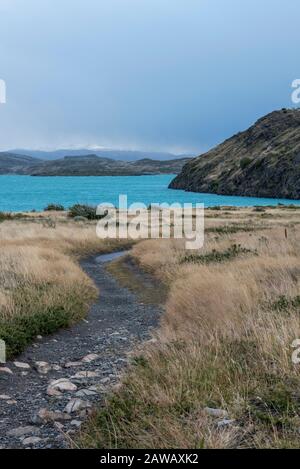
left=0, top=252, right=161, bottom=449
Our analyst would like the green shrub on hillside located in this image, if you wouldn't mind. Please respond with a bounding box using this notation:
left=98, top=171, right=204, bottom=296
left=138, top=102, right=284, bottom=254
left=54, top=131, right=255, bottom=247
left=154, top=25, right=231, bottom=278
left=240, top=157, right=252, bottom=170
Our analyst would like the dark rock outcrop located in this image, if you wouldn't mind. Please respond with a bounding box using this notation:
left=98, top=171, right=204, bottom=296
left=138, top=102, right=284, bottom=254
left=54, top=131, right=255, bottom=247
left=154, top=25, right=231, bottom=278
left=169, top=109, right=300, bottom=199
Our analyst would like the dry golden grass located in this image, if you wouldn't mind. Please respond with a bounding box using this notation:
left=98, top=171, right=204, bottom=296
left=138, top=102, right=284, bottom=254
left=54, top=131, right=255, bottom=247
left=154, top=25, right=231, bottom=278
left=80, top=206, right=300, bottom=449
left=0, top=213, right=132, bottom=357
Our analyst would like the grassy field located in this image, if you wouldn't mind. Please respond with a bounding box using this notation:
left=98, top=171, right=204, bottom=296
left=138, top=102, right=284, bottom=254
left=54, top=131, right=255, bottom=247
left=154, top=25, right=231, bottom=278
left=79, top=205, right=300, bottom=449
left=0, top=211, right=132, bottom=358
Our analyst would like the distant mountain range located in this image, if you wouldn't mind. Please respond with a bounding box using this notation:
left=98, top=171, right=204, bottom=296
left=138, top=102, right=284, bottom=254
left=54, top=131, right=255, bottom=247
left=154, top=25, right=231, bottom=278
left=170, top=109, right=300, bottom=200
left=8, top=149, right=193, bottom=162
left=0, top=152, right=192, bottom=176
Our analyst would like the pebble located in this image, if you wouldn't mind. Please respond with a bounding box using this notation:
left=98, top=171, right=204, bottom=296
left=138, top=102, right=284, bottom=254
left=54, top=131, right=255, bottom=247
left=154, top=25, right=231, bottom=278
left=64, top=361, right=82, bottom=368
left=7, top=426, right=40, bottom=438
left=52, top=364, right=62, bottom=371
left=13, top=362, right=31, bottom=369
left=72, top=371, right=100, bottom=379
left=81, top=353, right=99, bottom=363
left=47, top=378, right=77, bottom=396
left=22, top=437, right=43, bottom=446
left=64, top=398, right=92, bottom=414
left=0, top=367, right=13, bottom=374
left=70, top=420, right=82, bottom=428
left=35, top=408, right=71, bottom=423
left=204, top=407, right=228, bottom=418
left=75, top=389, right=98, bottom=398
left=217, top=419, right=236, bottom=428
left=35, top=361, right=52, bottom=375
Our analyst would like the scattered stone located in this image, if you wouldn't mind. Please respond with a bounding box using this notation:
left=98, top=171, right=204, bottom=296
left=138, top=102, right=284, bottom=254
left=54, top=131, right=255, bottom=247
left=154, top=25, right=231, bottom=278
left=35, top=408, right=71, bottom=423
left=21, top=371, right=28, bottom=376
left=47, top=387, right=62, bottom=397
left=147, top=338, right=158, bottom=344
left=75, top=389, right=98, bottom=398
left=22, top=437, right=42, bottom=446
left=0, top=395, right=11, bottom=400
left=72, top=371, right=100, bottom=379
left=36, top=335, right=43, bottom=340
left=217, top=419, right=236, bottom=429
left=6, top=400, right=17, bottom=405
left=81, top=353, right=99, bottom=363
left=64, top=398, right=92, bottom=414
left=35, top=361, right=51, bottom=375
left=204, top=407, right=228, bottom=418
left=54, top=422, right=64, bottom=431
left=13, top=362, right=31, bottom=369
left=52, top=365, right=62, bottom=371
left=70, top=420, right=82, bottom=428
left=47, top=378, right=77, bottom=396
left=7, top=426, right=40, bottom=438
left=0, top=367, right=13, bottom=374
left=64, top=361, right=82, bottom=368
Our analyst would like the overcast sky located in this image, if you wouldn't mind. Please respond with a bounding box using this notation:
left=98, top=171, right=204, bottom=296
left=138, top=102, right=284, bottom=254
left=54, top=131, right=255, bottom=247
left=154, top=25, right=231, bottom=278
left=0, top=0, right=299, bottom=153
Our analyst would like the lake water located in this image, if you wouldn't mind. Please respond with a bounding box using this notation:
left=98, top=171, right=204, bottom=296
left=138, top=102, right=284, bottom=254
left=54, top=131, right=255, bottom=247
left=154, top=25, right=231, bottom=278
left=0, top=174, right=300, bottom=212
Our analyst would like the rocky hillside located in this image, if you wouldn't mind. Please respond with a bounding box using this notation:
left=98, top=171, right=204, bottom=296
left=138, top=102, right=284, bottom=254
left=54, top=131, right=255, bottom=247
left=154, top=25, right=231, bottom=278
left=26, top=155, right=190, bottom=176
left=0, top=153, right=191, bottom=176
left=0, top=153, right=40, bottom=175
left=9, top=148, right=192, bottom=162
left=169, top=109, right=300, bottom=199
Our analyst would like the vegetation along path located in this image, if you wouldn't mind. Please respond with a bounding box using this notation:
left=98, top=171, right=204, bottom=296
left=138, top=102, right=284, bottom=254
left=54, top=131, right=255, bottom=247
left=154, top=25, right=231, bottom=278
left=0, top=251, right=161, bottom=449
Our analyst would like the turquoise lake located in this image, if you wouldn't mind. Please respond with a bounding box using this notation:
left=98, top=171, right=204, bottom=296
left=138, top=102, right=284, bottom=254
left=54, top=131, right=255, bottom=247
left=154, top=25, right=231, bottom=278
left=1, top=174, right=300, bottom=212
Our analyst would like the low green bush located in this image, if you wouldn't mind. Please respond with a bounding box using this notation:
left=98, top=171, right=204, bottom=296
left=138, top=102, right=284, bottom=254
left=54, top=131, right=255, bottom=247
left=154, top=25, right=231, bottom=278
left=69, top=204, right=107, bottom=220
left=44, top=203, right=65, bottom=211
left=253, top=206, right=266, bottom=212
left=180, top=244, right=256, bottom=264
left=0, top=212, right=13, bottom=222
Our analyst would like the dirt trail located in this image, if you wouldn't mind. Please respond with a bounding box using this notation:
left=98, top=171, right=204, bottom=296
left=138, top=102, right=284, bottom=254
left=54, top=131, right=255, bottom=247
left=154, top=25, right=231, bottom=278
left=0, top=252, right=161, bottom=449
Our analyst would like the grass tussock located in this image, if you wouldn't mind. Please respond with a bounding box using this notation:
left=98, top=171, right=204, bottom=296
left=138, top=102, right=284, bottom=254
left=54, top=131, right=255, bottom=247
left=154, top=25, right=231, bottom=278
left=0, top=213, right=132, bottom=358
left=80, top=208, right=300, bottom=449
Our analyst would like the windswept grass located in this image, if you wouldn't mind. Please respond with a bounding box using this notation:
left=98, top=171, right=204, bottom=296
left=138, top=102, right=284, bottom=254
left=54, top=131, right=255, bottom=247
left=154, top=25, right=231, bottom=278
left=80, top=208, right=300, bottom=449
left=0, top=213, right=132, bottom=358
